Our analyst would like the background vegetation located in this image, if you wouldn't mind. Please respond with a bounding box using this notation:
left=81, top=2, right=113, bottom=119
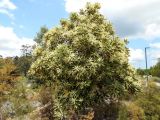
left=0, top=3, right=160, bottom=120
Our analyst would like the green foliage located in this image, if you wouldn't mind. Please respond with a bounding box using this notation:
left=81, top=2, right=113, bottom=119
left=1, top=77, right=35, bottom=119
left=135, top=82, right=160, bottom=120
left=34, top=26, right=48, bottom=46
left=29, top=2, right=138, bottom=118
left=151, top=77, right=160, bottom=83
left=0, top=57, right=19, bottom=95
left=39, top=86, right=54, bottom=120
left=137, top=68, right=150, bottom=76
left=14, top=56, right=32, bottom=76
left=0, top=57, right=20, bottom=120
left=117, top=81, right=160, bottom=120
left=14, top=45, right=33, bottom=76
left=10, top=78, right=34, bottom=116
left=0, top=3, right=159, bottom=120
left=28, top=26, right=49, bottom=86
left=93, top=102, right=119, bottom=120
left=150, top=61, right=160, bottom=77
left=118, top=102, right=145, bottom=120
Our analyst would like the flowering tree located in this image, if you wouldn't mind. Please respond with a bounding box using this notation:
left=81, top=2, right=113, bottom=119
left=29, top=3, right=138, bottom=118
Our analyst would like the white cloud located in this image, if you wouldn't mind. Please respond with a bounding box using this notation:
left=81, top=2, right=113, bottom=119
left=0, top=0, right=16, bottom=10
left=0, top=9, right=14, bottom=18
left=149, top=43, right=160, bottom=64
left=150, top=43, right=160, bottom=49
left=0, top=24, right=35, bottom=57
left=64, top=0, right=160, bottom=39
left=129, top=48, right=144, bottom=63
left=0, top=0, right=16, bottom=18
left=149, top=49, right=160, bottom=65
left=128, top=47, right=160, bottom=67
left=144, top=24, right=160, bottom=39
left=150, top=50, right=160, bottom=59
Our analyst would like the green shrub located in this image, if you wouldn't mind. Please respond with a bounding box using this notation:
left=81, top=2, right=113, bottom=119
left=118, top=102, right=145, bottom=120
left=135, top=82, right=160, bottom=120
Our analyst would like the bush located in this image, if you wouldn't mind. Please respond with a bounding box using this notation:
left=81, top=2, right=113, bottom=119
left=118, top=102, right=145, bottom=120
left=29, top=3, right=138, bottom=119
left=135, top=82, right=160, bottom=120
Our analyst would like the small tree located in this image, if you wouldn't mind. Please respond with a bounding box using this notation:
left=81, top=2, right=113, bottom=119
left=15, top=45, right=33, bottom=76
left=29, top=3, right=138, bottom=118
left=31, top=26, right=49, bottom=68
left=34, top=26, right=48, bottom=47
left=150, top=60, right=160, bottom=77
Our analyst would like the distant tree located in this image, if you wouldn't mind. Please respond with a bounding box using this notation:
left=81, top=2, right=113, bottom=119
left=0, top=57, right=3, bottom=69
left=21, top=45, right=32, bottom=56
left=32, top=26, right=48, bottom=60
left=15, top=45, right=33, bottom=76
left=137, top=68, right=150, bottom=76
left=13, top=56, right=19, bottom=65
left=150, top=60, right=160, bottom=77
left=29, top=3, right=138, bottom=119
left=27, top=26, right=49, bottom=85
left=137, top=68, right=145, bottom=76
left=34, top=26, right=48, bottom=46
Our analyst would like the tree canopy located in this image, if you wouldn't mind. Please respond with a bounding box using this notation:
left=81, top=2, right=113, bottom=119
left=34, top=26, right=48, bottom=46
left=150, top=59, right=160, bottom=77
left=29, top=3, right=138, bottom=117
left=13, top=45, right=33, bottom=76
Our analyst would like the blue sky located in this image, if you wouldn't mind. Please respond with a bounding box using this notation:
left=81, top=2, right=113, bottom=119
left=0, top=0, right=160, bottom=68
